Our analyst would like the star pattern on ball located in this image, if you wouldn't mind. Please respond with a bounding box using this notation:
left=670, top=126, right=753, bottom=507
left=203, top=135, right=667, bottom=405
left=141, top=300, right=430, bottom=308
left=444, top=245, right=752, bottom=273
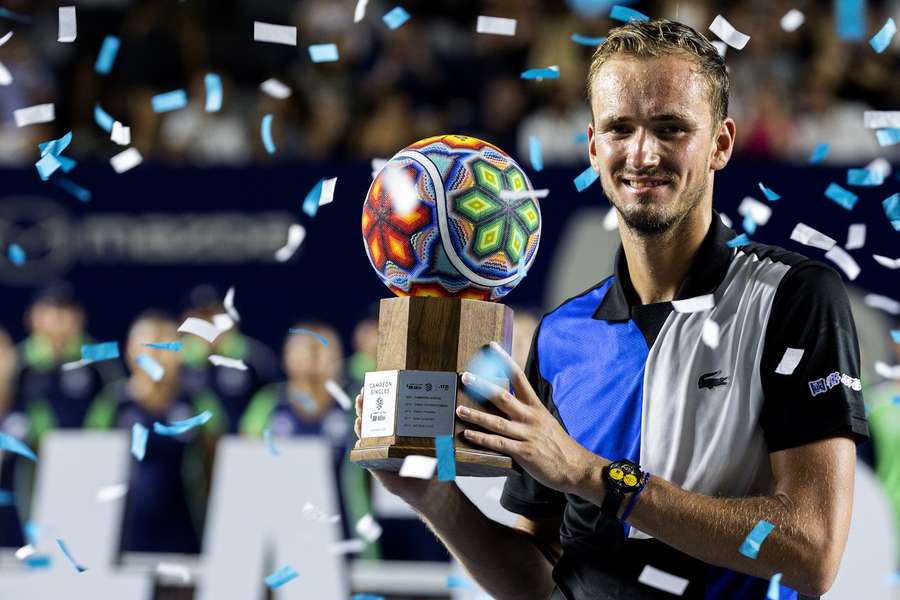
left=362, top=171, right=432, bottom=270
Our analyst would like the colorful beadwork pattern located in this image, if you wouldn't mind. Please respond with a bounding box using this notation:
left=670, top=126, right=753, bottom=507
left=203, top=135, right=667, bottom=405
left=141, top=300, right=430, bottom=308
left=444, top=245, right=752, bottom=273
left=362, top=135, right=542, bottom=301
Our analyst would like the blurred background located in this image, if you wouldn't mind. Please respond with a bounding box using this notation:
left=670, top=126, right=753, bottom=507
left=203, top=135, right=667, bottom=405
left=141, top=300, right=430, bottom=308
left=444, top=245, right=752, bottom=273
left=0, top=0, right=898, bottom=598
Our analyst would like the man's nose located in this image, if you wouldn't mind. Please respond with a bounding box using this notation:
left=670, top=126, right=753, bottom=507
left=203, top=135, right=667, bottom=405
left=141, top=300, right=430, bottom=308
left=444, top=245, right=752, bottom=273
left=626, top=129, right=660, bottom=170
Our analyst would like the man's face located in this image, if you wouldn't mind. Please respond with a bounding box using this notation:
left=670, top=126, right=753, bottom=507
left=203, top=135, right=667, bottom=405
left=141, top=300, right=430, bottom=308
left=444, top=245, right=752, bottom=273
left=587, top=55, right=734, bottom=235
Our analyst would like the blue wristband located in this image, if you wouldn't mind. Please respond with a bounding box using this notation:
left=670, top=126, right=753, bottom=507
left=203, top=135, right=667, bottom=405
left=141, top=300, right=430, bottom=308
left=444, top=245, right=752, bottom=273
left=619, top=473, right=650, bottom=522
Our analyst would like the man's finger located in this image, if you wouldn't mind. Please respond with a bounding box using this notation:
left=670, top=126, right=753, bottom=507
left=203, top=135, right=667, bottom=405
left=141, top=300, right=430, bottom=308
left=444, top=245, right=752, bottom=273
left=456, top=404, right=526, bottom=440
left=488, top=341, right=538, bottom=406
left=463, top=428, right=521, bottom=456
left=461, top=371, right=527, bottom=418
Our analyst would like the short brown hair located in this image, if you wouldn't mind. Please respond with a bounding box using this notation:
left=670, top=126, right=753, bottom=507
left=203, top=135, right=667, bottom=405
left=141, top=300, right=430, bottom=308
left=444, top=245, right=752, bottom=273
left=586, top=19, right=729, bottom=124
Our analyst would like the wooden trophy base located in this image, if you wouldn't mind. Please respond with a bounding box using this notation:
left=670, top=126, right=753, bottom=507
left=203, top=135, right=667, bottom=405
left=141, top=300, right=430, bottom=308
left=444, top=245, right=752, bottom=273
left=350, top=296, right=516, bottom=477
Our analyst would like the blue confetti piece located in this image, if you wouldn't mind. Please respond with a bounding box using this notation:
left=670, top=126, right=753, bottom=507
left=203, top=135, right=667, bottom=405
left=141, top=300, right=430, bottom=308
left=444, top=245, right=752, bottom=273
left=739, top=519, right=775, bottom=559
left=836, top=0, right=866, bottom=41
left=574, top=165, right=599, bottom=192
left=204, top=73, right=222, bottom=113
left=131, top=423, right=148, bottom=461
left=521, top=68, right=560, bottom=80
left=56, top=155, right=77, bottom=173
left=571, top=33, right=606, bottom=45
left=808, top=143, right=829, bottom=164
left=847, top=167, right=884, bottom=186
left=35, top=154, right=61, bottom=181
left=7, top=243, right=25, bottom=266
left=0, top=433, right=37, bottom=462
left=154, top=410, right=212, bottom=436
left=447, top=575, right=472, bottom=589
left=891, top=330, right=900, bottom=343
left=265, top=565, right=299, bottom=589
left=94, top=35, right=120, bottom=75
left=726, top=233, right=750, bottom=248
left=53, top=176, right=91, bottom=202
left=261, top=113, right=276, bottom=155
left=135, top=353, right=164, bottom=382
left=0, top=7, right=31, bottom=23
left=0, top=489, right=14, bottom=506
left=383, top=6, right=410, bottom=30
left=893, top=396, right=900, bottom=406
left=143, top=341, right=182, bottom=351
left=309, top=43, right=339, bottom=63
left=94, top=103, right=115, bottom=132
left=610, top=5, right=649, bottom=22
left=884, top=193, right=900, bottom=231
left=289, top=328, right=329, bottom=345
left=767, top=573, right=782, bottom=599
left=758, top=182, right=780, bottom=201
left=435, top=435, right=456, bottom=481
left=81, top=342, right=119, bottom=361
left=263, top=428, right=279, bottom=456
left=869, top=17, right=896, bottom=53
left=25, top=554, right=51, bottom=569
left=351, top=596, right=386, bottom=600
left=876, top=128, right=900, bottom=147
left=574, top=132, right=588, bottom=144
left=56, top=538, right=87, bottom=573
left=24, top=521, right=39, bottom=545
left=39, top=131, right=72, bottom=157
left=825, top=182, right=858, bottom=210
left=529, top=136, right=543, bottom=172
left=152, top=89, right=188, bottom=113
left=742, top=214, right=757, bottom=235
left=302, top=178, right=324, bottom=217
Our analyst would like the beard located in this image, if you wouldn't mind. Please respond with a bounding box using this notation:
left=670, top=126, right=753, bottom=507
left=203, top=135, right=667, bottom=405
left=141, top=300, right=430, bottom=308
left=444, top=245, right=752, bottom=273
left=601, top=171, right=707, bottom=236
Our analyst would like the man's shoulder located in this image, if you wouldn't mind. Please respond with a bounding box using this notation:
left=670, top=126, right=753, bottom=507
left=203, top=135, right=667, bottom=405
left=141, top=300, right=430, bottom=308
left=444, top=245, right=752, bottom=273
left=732, top=239, right=846, bottom=300
left=543, top=275, right=616, bottom=322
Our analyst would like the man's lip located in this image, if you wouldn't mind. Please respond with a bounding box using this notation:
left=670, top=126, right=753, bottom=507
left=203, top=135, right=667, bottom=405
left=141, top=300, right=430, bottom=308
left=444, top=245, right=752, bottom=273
left=620, top=176, right=671, bottom=184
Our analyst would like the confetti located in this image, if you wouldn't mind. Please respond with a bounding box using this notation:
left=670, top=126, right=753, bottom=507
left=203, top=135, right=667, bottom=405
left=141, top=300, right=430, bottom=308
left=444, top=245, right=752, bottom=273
left=57, top=7, right=76, bottom=42
left=260, top=78, right=291, bottom=99
left=274, top=223, right=306, bottom=262
left=152, top=89, right=188, bottom=113
left=263, top=428, right=279, bottom=456
left=260, top=113, right=275, bottom=154
left=435, top=434, right=456, bottom=481
left=309, top=43, right=339, bottom=63
left=808, top=143, right=829, bottom=164
left=825, top=246, right=860, bottom=280
left=845, top=224, right=866, bottom=250
left=672, top=294, right=715, bottom=314
left=0, top=31, right=12, bottom=47
left=353, top=0, right=369, bottom=23
left=382, top=165, right=419, bottom=214
left=382, top=7, right=410, bottom=30
left=768, top=573, right=782, bottom=599
left=709, top=15, right=750, bottom=49
left=302, top=501, right=340, bottom=523
left=95, top=483, right=127, bottom=502
left=136, top=353, right=165, bottom=382
left=0, top=61, right=10, bottom=86
left=891, top=330, right=900, bottom=343
left=143, top=341, right=182, bottom=351
left=110, top=147, right=143, bottom=174
left=208, top=355, right=248, bottom=370
left=865, top=294, right=900, bottom=315
left=780, top=9, right=804, bottom=32
left=521, top=67, right=560, bottom=80
left=758, top=182, right=780, bottom=201
left=330, top=539, right=366, bottom=555
left=35, top=154, right=61, bottom=181
left=574, top=165, right=599, bottom=192
left=702, top=319, right=720, bottom=349
left=212, top=313, right=233, bottom=332
left=847, top=167, right=884, bottom=186
left=0, top=489, right=14, bottom=505
left=81, top=342, right=119, bottom=361
left=610, top=5, right=649, bottom=22
left=289, top=328, right=329, bottom=346
left=352, top=595, right=385, bottom=600
left=319, top=177, right=337, bottom=207
left=718, top=213, right=733, bottom=228
left=447, top=575, right=473, bottom=589
left=222, top=286, right=240, bottom=322
left=476, top=15, right=517, bottom=36
left=742, top=214, right=757, bottom=235
left=156, top=562, right=191, bottom=583
left=204, top=73, right=222, bottom=112
left=775, top=348, right=805, bottom=375
left=836, top=0, right=866, bottom=41
left=726, top=233, right=750, bottom=248
left=355, top=513, right=383, bottom=542
left=302, top=178, right=324, bottom=216
left=15, top=544, right=35, bottom=560
left=574, top=132, right=588, bottom=144
left=875, top=362, right=900, bottom=380
left=94, top=103, right=114, bottom=132
left=325, top=379, right=352, bottom=410
left=153, top=410, right=213, bottom=436
left=529, top=136, right=543, bottom=172
left=869, top=17, right=896, bottom=53
left=738, top=196, right=772, bottom=225
left=25, top=555, right=51, bottom=569
left=499, top=189, right=549, bottom=200
left=865, top=157, right=891, bottom=180
left=789, top=223, right=835, bottom=250
left=824, top=182, right=858, bottom=210
left=110, top=121, right=130, bottom=146
left=873, top=255, right=900, bottom=269
left=865, top=111, right=900, bottom=129
left=14, top=103, right=54, bottom=127
left=399, top=455, right=437, bottom=479
left=571, top=33, right=605, bottom=45
left=637, top=565, right=689, bottom=595
left=56, top=538, right=87, bottom=572
left=94, top=35, right=120, bottom=74
left=265, top=566, right=299, bottom=589
left=178, top=317, right=221, bottom=343
left=253, top=21, right=297, bottom=46
left=884, top=193, right=900, bottom=230
left=7, top=243, right=25, bottom=266
left=876, top=129, right=900, bottom=147
left=62, top=358, right=91, bottom=371
left=0, top=433, right=35, bottom=461
left=739, top=520, right=775, bottom=559
left=131, top=423, right=148, bottom=461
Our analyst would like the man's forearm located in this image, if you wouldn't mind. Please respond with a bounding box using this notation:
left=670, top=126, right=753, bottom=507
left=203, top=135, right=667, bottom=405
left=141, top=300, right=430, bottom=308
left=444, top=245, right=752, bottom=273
left=411, top=482, right=555, bottom=599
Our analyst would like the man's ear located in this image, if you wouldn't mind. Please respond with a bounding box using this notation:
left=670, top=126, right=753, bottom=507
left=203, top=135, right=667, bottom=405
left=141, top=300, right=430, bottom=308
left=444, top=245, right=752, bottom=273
left=710, top=117, right=736, bottom=171
left=587, top=121, right=600, bottom=173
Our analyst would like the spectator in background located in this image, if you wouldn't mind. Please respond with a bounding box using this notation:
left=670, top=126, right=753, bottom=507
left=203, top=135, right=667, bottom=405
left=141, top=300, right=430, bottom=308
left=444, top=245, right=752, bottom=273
left=345, top=309, right=378, bottom=394
left=179, top=285, right=280, bottom=434
left=0, top=327, right=26, bottom=549
left=511, top=308, right=540, bottom=369
left=16, top=283, right=123, bottom=441
left=86, top=310, right=222, bottom=554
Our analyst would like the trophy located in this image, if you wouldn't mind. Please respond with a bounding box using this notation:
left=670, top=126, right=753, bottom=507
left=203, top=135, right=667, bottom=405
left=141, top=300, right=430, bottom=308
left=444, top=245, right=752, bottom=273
left=351, top=134, right=542, bottom=477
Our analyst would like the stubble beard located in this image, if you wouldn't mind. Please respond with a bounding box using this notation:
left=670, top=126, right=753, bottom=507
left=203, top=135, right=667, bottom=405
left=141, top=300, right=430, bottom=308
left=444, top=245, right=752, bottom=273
left=603, top=176, right=708, bottom=237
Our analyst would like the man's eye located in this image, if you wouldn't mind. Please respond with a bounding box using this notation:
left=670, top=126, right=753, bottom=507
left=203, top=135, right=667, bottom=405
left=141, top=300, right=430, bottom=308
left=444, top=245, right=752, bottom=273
left=609, top=125, right=631, bottom=134
left=657, top=125, right=685, bottom=135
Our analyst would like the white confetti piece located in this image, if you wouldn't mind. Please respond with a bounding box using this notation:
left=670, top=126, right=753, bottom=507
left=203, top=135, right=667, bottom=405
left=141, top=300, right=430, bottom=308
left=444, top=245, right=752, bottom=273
left=499, top=189, right=550, bottom=200
left=110, top=147, right=142, bottom=174
left=825, top=246, right=860, bottom=280
left=14, top=103, right=55, bottom=127
left=110, top=121, right=130, bottom=146
left=96, top=483, right=128, bottom=502
left=0, top=31, right=13, bottom=47
left=15, top=545, right=36, bottom=561
left=775, top=348, right=804, bottom=375
left=701, top=319, right=720, bottom=349
left=671, top=294, right=715, bottom=314
left=603, top=208, right=619, bottom=231
left=780, top=9, right=804, bottom=32
left=355, top=513, right=383, bottom=543
left=156, top=562, right=191, bottom=583
left=0, top=61, right=11, bottom=86
left=844, top=224, right=866, bottom=250
left=789, top=223, right=835, bottom=251
left=638, top=565, right=689, bottom=596
left=711, top=40, right=727, bottom=57
left=865, top=293, right=900, bottom=315
left=383, top=165, right=419, bottom=215
left=260, top=78, right=292, bottom=99
left=353, top=0, right=368, bottom=23
left=177, top=317, right=221, bottom=343
left=209, top=355, right=248, bottom=370
left=864, top=111, right=900, bottom=129
left=61, top=358, right=92, bottom=371
left=223, top=286, right=240, bottom=322
left=302, top=501, right=341, bottom=524
left=737, top=196, right=771, bottom=226
left=211, top=313, right=234, bottom=332
left=319, top=177, right=337, bottom=207
left=330, top=538, right=366, bottom=555
left=58, top=6, right=76, bottom=42
left=371, top=157, right=388, bottom=178
left=399, top=455, right=437, bottom=479
left=875, top=361, right=900, bottom=380
left=873, top=255, right=900, bottom=269
left=325, top=379, right=352, bottom=410
left=718, top=213, right=733, bottom=228
left=865, top=158, right=892, bottom=180
left=476, top=15, right=517, bottom=36
left=709, top=15, right=750, bottom=50
left=274, top=223, right=306, bottom=262
left=253, top=21, right=297, bottom=46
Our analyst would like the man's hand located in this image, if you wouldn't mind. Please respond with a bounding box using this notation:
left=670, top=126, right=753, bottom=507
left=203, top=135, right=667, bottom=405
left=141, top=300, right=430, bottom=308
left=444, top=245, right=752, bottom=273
left=456, top=341, right=605, bottom=495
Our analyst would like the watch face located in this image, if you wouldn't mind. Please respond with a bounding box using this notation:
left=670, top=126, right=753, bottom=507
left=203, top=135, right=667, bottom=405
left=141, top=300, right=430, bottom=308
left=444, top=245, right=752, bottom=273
left=607, top=460, right=642, bottom=493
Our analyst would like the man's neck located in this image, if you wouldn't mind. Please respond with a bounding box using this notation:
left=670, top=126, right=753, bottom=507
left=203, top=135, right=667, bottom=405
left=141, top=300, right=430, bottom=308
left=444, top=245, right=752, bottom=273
left=618, top=209, right=712, bottom=305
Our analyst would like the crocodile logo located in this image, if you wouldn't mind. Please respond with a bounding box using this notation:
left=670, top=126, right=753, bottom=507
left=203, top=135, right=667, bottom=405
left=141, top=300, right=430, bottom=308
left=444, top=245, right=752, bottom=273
left=698, top=370, right=728, bottom=390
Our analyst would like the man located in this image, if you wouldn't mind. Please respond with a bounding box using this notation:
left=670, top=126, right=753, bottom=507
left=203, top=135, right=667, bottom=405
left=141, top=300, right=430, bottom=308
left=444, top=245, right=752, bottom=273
left=353, top=19, right=867, bottom=599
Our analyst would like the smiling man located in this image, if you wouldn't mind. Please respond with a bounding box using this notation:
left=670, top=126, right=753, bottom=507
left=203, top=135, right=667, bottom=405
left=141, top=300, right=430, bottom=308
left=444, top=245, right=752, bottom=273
left=354, top=19, right=867, bottom=600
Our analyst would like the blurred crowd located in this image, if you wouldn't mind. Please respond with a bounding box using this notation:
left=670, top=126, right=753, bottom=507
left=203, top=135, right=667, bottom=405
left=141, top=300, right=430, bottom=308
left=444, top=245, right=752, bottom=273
left=0, top=0, right=898, bottom=169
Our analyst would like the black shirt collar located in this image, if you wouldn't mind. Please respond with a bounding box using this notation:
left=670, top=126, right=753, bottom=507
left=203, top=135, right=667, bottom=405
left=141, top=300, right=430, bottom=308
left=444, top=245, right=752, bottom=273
left=593, top=212, right=736, bottom=321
